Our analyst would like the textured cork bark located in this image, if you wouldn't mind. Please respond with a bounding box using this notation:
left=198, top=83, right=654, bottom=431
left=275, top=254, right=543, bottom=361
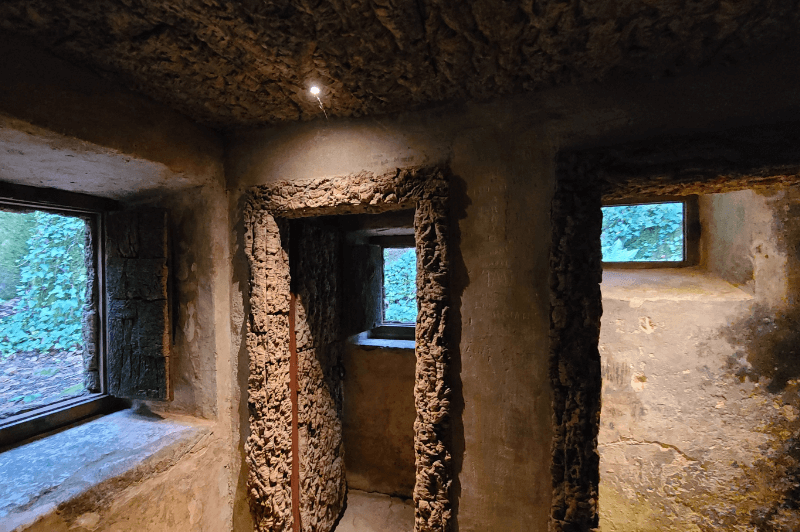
left=549, top=155, right=603, bottom=532
left=105, top=209, right=170, bottom=400
left=82, top=217, right=100, bottom=393
left=244, top=167, right=452, bottom=532
left=244, top=214, right=294, bottom=531
left=3, top=1, right=798, bottom=127
left=293, top=222, right=346, bottom=532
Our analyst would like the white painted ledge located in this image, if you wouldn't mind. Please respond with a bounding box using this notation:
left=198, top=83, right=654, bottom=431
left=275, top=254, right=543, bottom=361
left=0, top=409, right=211, bottom=532
left=601, top=267, right=754, bottom=306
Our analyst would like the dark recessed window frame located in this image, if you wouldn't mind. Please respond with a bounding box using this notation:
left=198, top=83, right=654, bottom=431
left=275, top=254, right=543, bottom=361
left=0, top=184, right=125, bottom=449
left=601, top=195, right=700, bottom=269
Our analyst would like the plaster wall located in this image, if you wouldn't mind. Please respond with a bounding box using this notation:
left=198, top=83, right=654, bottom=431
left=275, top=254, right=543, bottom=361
left=11, top=178, right=240, bottom=532
left=229, top=118, right=555, bottom=531
left=599, top=189, right=800, bottom=531
left=227, top=46, right=800, bottom=530
left=342, top=344, right=417, bottom=498
left=700, top=191, right=788, bottom=307
left=12, top=171, right=240, bottom=532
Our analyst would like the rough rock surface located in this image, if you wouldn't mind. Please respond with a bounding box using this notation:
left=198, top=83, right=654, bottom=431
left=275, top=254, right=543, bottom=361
left=293, top=222, right=346, bottom=532
left=244, top=213, right=294, bottom=532
left=2, top=0, right=797, bottom=128
left=549, top=154, right=603, bottom=531
left=244, top=166, right=451, bottom=532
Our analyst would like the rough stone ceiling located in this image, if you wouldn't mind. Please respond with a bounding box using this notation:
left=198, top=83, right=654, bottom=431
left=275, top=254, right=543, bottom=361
left=2, top=0, right=798, bottom=130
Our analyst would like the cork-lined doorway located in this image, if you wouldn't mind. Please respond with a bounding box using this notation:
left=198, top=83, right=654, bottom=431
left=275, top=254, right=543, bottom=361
left=243, top=167, right=453, bottom=532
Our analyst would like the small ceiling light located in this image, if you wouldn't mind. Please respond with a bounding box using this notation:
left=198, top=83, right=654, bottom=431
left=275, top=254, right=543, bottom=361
left=309, top=85, right=327, bottom=120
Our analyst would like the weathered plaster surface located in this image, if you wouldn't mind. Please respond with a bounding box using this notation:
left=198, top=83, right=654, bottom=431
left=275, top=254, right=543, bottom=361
left=555, top=131, right=800, bottom=531
left=0, top=46, right=238, bottom=532
left=700, top=191, right=786, bottom=305
left=16, top=431, right=233, bottom=532
left=342, top=344, right=416, bottom=498
left=230, top=119, right=556, bottom=531
left=336, top=490, right=414, bottom=532
left=599, top=288, right=766, bottom=531
left=4, top=21, right=800, bottom=531
left=151, top=188, right=226, bottom=419
left=596, top=190, right=800, bottom=530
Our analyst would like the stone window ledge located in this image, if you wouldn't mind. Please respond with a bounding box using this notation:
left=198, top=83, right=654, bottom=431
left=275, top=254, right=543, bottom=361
left=601, top=267, right=754, bottom=306
left=347, top=331, right=415, bottom=350
left=0, top=409, right=212, bottom=532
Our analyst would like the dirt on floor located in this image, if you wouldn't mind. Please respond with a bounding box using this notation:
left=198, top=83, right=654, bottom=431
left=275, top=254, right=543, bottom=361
left=0, top=348, right=87, bottom=419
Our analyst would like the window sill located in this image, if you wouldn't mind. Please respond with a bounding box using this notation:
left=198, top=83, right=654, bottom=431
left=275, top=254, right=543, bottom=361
left=347, top=331, right=415, bottom=350
left=601, top=267, right=754, bottom=306
left=0, top=409, right=212, bottom=532
left=0, top=395, right=124, bottom=449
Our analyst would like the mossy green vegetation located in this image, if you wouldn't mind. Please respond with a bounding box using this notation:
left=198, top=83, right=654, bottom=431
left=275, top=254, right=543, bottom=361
left=0, top=209, right=35, bottom=300
left=601, top=202, right=683, bottom=262
left=0, top=211, right=88, bottom=357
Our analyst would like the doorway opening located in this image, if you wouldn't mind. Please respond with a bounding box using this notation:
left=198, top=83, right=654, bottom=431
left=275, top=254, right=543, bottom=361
left=243, top=168, right=453, bottom=532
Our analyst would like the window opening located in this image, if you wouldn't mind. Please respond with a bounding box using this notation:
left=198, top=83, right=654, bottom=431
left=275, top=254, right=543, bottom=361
left=0, top=207, right=94, bottom=421
left=601, top=197, right=699, bottom=267
left=382, top=246, right=416, bottom=324
left=601, top=201, right=684, bottom=262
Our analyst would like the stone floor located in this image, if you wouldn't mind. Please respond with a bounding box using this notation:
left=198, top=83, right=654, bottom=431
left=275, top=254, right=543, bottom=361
left=335, top=489, right=414, bottom=532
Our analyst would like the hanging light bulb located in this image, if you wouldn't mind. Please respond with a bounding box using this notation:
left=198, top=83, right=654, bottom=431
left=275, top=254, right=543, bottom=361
left=309, top=85, right=327, bottom=119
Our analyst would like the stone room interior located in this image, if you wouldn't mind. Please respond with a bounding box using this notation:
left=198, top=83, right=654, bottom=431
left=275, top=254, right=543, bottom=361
left=1, top=2, right=800, bottom=531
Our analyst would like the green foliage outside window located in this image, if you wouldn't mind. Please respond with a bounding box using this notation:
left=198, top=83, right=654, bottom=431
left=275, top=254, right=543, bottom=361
left=0, top=211, right=88, bottom=358
left=383, top=247, right=416, bottom=323
left=0, top=210, right=36, bottom=300
left=601, top=202, right=684, bottom=262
